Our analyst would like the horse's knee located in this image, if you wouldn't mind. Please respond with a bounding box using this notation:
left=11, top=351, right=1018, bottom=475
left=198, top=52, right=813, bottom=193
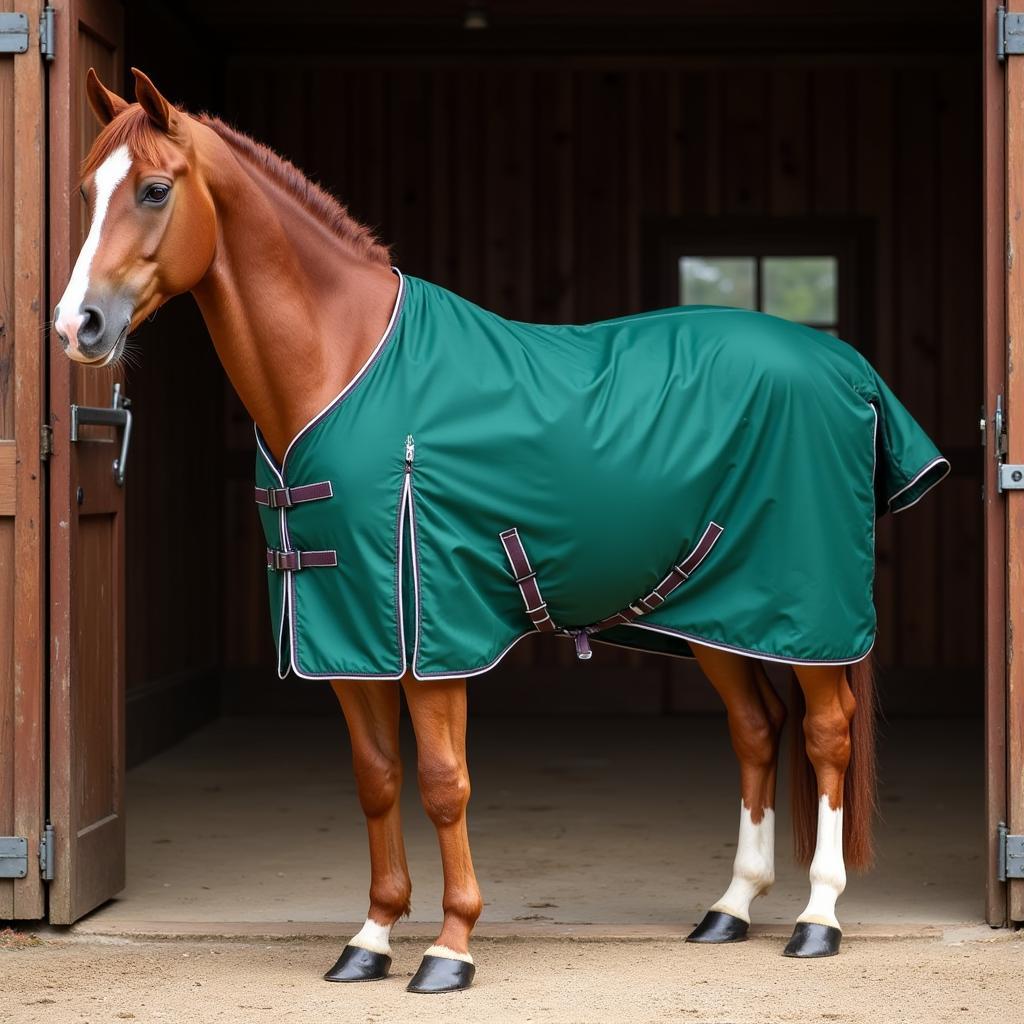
left=353, top=749, right=402, bottom=819
left=418, top=756, right=471, bottom=827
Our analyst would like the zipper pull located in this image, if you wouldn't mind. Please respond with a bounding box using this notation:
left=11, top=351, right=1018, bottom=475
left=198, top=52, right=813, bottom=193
left=405, top=434, right=415, bottom=470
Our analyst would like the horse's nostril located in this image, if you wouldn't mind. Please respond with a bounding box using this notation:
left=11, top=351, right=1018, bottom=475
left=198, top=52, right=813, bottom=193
left=78, top=305, right=105, bottom=348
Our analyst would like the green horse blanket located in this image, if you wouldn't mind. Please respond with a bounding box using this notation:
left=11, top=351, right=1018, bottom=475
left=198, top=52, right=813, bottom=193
left=255, top=271, right=948, bottom=680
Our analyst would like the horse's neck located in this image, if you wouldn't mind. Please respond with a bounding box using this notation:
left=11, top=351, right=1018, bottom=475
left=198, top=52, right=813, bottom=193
left=191, top=149, right=397, bottom=463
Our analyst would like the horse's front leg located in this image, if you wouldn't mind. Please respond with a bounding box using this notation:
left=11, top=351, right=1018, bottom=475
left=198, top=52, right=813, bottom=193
left=785, top=662, right=856, bottom=958
left=687, top=644, right=786, bottom=943
left=401, top=674, right=481, bottom=993
left=324, top=678, right=411, bottom=983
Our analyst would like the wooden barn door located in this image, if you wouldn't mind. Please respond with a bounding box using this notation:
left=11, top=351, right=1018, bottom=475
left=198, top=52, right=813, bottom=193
left=0, top=0, right=47, bottom=921
left=47, top=0, right=128, bottom=924
left=997, top=0, right=1024, bottom=927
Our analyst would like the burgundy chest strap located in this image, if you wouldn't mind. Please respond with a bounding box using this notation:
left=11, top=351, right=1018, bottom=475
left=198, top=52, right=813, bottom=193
left=255, top=481, right=333, bottom=509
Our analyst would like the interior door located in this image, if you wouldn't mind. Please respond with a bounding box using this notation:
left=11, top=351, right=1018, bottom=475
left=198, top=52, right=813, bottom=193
left=0, top=0, right=47, bottom=921
left=999, top=0, right=1024, bottom=927
left=47, top=0, right=128, bottom=924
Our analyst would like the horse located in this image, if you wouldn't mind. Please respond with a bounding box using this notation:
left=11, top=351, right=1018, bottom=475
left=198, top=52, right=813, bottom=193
left=55, top=68, right=947, bottom=994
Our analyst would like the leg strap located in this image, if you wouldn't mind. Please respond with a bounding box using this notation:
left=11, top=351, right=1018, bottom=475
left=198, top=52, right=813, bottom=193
left=498, top=528, right=555, bottom=632
left=589, top=521, right=723, bottom=632
left=498, top=521, right=724, bottom=658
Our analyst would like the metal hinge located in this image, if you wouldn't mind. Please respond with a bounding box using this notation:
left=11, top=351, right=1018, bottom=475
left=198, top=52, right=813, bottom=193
left=0, top=827, right=54, bottom=881
left=39, top=6, right=54, bottom=62
left=39, top=823, right=54, bottom=881
left=0, top=836, right=29, bottom=878
left=0, top=8, right=52, bottom=58
left=0, top=12, right=28, bottom=53
left=998, top=5, right=1024, bottom=60
left=40, top=423, right=53, bottom=462
left=997, top=821, right=1024, bottom=880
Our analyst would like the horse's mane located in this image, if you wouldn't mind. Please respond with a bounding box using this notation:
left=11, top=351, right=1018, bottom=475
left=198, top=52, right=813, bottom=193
left=80, top=106, right=391, bottom=266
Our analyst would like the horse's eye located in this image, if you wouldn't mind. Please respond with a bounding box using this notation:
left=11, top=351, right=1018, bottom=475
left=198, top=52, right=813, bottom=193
left=142, top=183, right=170, bottom=205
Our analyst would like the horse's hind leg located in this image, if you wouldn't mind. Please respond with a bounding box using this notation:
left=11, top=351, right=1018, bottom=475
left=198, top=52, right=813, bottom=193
left=401, top=674, right=481, bottom=994
left=324, top=678, right=411, bottom=983
left=687, top=643, right=786, bottom=944
left=784, top=662, right=855, bottom=958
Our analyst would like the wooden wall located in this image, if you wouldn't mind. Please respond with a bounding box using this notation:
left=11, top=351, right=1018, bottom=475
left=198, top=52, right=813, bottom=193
left=204, top=56, right=981, bottom=716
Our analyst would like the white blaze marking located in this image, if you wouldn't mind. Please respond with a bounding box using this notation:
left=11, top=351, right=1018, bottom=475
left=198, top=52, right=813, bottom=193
left=710, top=802, right=775, bottom=923
left=55, top=145, right=133, bottom=341
left=348, top=917, right=393, bottom=955
left=422, top=944, right=474, bottom=964
left=797, top=796, right=846, bottom=930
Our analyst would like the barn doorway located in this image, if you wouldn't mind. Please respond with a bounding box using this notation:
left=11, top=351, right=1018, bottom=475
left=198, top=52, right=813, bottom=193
left=59, top=2, right=990, bottom=933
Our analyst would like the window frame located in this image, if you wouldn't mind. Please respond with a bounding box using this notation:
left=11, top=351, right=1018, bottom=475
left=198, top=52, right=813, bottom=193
left=645, top=217, right=875, bottom=356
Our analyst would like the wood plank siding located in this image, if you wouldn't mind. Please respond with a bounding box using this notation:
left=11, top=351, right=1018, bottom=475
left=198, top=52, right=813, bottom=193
left=180, top=58, right=979, bottom=716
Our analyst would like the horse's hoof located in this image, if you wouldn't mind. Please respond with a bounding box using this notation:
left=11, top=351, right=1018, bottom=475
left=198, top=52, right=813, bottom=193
left=686, top=910, right=749, bottom=943
left=782, top=922, right=842, bottom=958
left=406, top=954, right=476, bottom=993
left=323, top=945, right=392, bottom=982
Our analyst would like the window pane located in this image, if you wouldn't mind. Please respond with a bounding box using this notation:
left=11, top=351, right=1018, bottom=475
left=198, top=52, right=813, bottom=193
left=761, top=256, right=837, bottom=323
left=680, top=257, right=756, bottom=309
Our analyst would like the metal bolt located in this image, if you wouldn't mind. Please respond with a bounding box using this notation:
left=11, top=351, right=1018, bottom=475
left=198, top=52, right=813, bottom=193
left=1013, top=471, right=1022, bottom=484
left=76, top=486, right=84, bottom=505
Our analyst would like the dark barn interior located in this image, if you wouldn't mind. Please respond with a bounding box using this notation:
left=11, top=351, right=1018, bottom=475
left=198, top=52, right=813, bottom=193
left=89, top=1, right=987, bottom=929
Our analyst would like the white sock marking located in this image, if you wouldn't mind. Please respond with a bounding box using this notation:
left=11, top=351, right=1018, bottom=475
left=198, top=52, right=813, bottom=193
left=423, top=944, right=474, bottom=964
left=710, top=802, right=775, bottom=923
left=348, top=917, right=392, bottom=956
left=55, top=145, right=132, bottom=344
left=797, top=796, right=846, bottom=930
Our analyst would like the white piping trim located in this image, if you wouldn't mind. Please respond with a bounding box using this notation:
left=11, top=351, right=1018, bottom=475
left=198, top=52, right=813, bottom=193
left=888, top=456, right=951, bottom=514
left=257, top=268, right=407, bottom=478
left=283, top=470, right=410, bottom=682
left=623, top=622, right=876, bottom=666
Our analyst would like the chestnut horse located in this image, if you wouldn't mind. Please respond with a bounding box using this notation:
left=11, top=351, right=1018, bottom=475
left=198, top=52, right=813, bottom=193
left=57, top=69, right=876, bottom=993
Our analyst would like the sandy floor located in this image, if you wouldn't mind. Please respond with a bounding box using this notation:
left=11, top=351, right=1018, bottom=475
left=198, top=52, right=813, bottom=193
left=2, top=929, right=1020, bottom=1024
left=79, top=716, right=985, bottom=933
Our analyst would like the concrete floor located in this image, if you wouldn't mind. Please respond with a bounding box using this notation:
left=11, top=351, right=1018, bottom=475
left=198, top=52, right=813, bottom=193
left=76, top=714, right=986, bottom=937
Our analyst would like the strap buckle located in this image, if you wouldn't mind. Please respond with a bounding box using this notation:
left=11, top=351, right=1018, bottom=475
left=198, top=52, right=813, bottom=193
left=270, top=548, right=299, bottom=571
left=267, top=487, right=292, bottom=510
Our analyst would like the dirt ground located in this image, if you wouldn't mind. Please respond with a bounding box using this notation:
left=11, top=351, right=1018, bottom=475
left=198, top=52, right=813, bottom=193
left=1, top=928, right=1021, bottom=1024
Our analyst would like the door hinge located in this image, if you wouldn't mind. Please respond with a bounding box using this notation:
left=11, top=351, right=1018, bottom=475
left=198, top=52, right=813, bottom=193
left=39, top=823, right=54, bottom=881
left=0, top=8, right=52, bottom=58
left=0, top=836, right=29, bottom=878
left=0, top=12, right=28, bottom=53
left=998, top=5, right=1024, bottom=60
left=0, top=827, right=53, bottom=880
left=40, top=423, right=53, bottom=462
left=39, top=6, right=54, bottom=62
left=997, top=821, right=1024, bottom=880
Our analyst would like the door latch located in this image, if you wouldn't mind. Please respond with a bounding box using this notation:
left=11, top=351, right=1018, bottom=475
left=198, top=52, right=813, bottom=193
left=70, top=382, right=133, bottom=486
left=989, top=394, right=1024, bottom=492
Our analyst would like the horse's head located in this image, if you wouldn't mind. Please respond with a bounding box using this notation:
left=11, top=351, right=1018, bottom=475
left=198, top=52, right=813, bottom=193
left=55, top=68, right=217, bottom=365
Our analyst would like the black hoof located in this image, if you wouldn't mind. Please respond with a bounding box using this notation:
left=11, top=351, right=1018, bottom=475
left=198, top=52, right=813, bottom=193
left=323, top=945, right=392, bottom=982
left=783, top=922, right=842, bottom=958
left=686, top=910, right=750, bottom=944
left=406, top=953, right=476, bottom=993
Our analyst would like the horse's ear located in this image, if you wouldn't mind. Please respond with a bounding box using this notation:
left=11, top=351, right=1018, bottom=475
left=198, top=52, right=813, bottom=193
left=131, top=67, right=178, bottom=134
left=86, top=68, right=129, bottom=126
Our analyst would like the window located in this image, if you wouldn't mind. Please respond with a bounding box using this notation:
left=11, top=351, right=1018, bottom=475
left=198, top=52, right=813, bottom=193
left=649, top=219, right=870, bottom=349
left=679, top=255, right=839, bottom=334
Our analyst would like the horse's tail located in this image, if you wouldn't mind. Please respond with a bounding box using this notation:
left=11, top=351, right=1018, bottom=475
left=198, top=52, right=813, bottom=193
left=790, top=654, right=877, bottom=870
